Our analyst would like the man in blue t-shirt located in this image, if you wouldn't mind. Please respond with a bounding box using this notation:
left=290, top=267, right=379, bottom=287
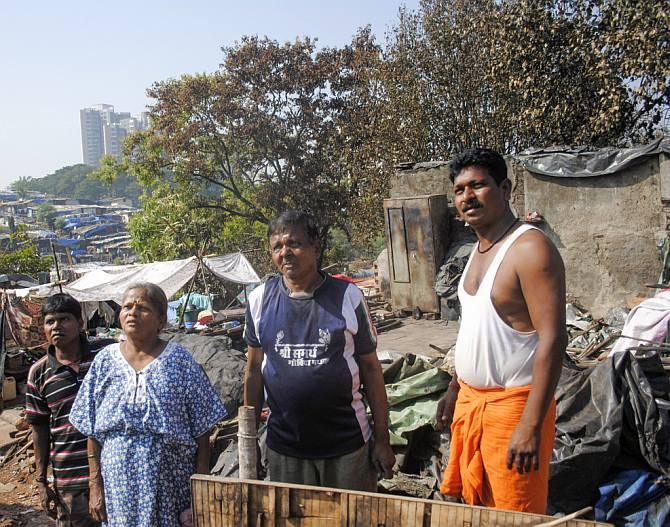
left=244, top=210, right=395, bottom=491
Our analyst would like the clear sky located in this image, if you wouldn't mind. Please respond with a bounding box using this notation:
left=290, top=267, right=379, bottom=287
left=0, top=0, right=418, bottom=189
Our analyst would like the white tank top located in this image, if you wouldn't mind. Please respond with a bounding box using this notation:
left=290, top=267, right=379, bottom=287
left=454, top=224, right=539, bottom=388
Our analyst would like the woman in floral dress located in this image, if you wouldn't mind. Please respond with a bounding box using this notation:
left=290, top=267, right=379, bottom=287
left=70, top=282, right=227, bottom=527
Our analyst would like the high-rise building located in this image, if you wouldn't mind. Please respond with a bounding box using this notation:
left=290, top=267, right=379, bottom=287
left=80, top=108, right=105, bottom=166
left=79, top=104, right=147, bottom=166
left=103, top=123, right=128, bottom=158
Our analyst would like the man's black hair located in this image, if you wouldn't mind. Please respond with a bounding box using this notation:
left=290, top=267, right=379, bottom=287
left=267, top=210, right=320, bottom=242
left=41, top=293, right=82, bottom=320
left=448, top=148, right=507, bottom=184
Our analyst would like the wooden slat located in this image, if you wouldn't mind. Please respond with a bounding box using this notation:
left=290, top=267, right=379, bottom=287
left=339, top=492, right=348, bottom=527
left=370, top=495, right=379, bottom=527
left=414, top=501, right=425, bottom=527
left=377, top=494, right=387, bottom=526
left=392, top=495, right=402, bottom=527
left=192, top=479, right=205, bottom=527
left=347, top=494, right=359, bottom=527
left=207, top=479, right=216, bottom=526
left=268, top=485, right=277, bottom=527
left=242, top=482, right=250, bottom=527
left=429, top=501, right=441, bottom=527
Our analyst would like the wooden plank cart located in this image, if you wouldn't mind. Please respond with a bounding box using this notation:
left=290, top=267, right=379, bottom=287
left=191, top=476, right=611, bottom=527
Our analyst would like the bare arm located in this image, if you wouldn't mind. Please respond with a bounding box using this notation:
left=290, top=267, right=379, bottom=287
left=32, top=423, right=59, bottom=518
left=87, top=437, right=107, bottom=522
left=507, top=234, right=567, bottom=473
left=32, top=423, right=50, bottom=482
left=195, top=432, right=211, bottom=474
left=243, top=346, right=265, bottom=426
left=358, top=352, right=395, bottom=477
left=435, top=371, right=460, bottom=432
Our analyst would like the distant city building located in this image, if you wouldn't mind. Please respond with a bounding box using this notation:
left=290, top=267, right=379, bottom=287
left=80, top=108, right=105, bottom=166
left=103, top=123, right=128, bottom=158
left=79, top=104, right=147, bottom=166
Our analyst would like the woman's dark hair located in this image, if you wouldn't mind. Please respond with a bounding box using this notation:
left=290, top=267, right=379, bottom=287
left=41, top=293, right=82, bottom=320
left=267, top=210, right=319, bottom=242
left=448, top=148, right=508, bottom=184
left=122, top=282, right=168, bottom=323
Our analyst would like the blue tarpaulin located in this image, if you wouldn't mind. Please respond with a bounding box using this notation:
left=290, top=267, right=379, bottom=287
left=596, top=469, right=670, bottom=526
left=79, top=223, right=122, bottom=238
left=54, top=239, right=82, bottom=246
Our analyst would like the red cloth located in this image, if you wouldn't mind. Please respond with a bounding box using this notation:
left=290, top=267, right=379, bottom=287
left=332, top=274, right=354, bottom=283
left=440, top=381, right=556, bottom=513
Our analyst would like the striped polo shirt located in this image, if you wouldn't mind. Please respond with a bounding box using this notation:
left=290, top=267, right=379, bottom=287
left=25, top=336, right=98, bottom=490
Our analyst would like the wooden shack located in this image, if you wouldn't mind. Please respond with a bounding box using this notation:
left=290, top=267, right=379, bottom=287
left=191, top=476, right=611, bottom=527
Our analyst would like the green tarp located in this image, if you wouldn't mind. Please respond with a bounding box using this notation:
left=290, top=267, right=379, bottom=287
left=379, top=355, right=451, bottom=446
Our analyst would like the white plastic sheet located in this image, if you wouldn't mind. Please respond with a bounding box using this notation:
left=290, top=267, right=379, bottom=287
left=204, top=253, right=260, bottom=285
left=4, top=253, right=260, bottom=303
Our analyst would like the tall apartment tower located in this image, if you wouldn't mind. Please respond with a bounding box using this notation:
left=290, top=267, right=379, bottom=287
left=80, top=104, right=146, bottom=166
left=80, top=107, right=106, bottom=166
left=103, top=123, right=128, bottom=158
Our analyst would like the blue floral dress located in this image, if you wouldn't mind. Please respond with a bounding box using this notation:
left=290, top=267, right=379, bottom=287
left=70, top=341, right=227, bottom=527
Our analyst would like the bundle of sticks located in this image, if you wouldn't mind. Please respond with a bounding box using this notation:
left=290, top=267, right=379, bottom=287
left=0, top=420, right=33, bottom=470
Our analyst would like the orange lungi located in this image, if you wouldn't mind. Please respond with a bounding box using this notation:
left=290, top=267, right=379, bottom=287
left=440, top=381, right=556, bottom=513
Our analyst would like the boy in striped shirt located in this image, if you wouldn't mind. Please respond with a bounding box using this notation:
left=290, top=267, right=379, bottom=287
left=26, top=294, right=100, bottom=527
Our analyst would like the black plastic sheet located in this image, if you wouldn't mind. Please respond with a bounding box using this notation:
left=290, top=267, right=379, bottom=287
left=517, top=137, right=670, bottom=178
left=549, top=351, right=670, bottom=512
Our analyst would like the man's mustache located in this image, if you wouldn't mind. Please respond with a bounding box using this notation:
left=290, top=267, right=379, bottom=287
left=462, top=200, right=482, bottom=212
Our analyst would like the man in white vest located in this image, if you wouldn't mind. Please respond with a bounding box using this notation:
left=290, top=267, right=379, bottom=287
left=436, top=148, right=566, bottom=513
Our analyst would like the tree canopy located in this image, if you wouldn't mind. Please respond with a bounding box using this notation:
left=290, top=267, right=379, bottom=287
left=118, top=0, right=668, bottom=253
left=121, top=35, right=385, bottom=249
left=348, top=0, right=670, bottom=236
left=10, top=163, right=142, bottom=203
left=0, top=227, right=51, bottom=277
left=35, top=203, right=57, bottom=230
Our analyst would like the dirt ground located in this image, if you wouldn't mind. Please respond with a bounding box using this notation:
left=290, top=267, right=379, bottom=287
left=0, top=448, right=54, bottom=527
left=376, top=317, right=459, bottom=359
left=0, top=400, right=53, bottom=526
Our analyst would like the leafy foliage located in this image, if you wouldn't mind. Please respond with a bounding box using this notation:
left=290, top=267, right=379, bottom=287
left=10, top=176, right=32, bottom=200
left=127, top=184, right=266, bottom=263
left=35, top=203, right=57, bottom=230
left=121, top=35, right=387, bottom=249
left=10, top=164, right=142, bottom=203
left=119, top=1, right=668, bottom=257
left=0, top=227, right=51, bottom=277
left=348, top=0, right=670, bottom=237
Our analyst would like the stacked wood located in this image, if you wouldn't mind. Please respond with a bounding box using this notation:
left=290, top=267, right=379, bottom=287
left=0, top=427, right=33, bottom=470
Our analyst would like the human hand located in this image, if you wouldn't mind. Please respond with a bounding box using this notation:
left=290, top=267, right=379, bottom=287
left=506, top=423, right=540, bottom=474
left=179, top=507, right=194, bottom=527
left=435, top=384, right=459, bottom=432
left=88, top=478, right=108, bottom=523
left=37, top=481, right=59, bottom=519
left=373, top=441, right=396, bottom=479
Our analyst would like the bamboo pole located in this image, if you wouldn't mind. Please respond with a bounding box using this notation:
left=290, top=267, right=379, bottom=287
left=534, top=507, right=593, bottom=527
left=49, top=241, right=64, bottom=293
left=238, top=406, right=257, bottom=480
left=178, top=258, right=201, bottom=329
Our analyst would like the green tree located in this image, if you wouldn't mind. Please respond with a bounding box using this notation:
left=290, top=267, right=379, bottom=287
left=348, top=0, right=670, bottom=237
left=36, top=203, right=57, bottom=230
left=121, top=36, right=384, bottom=248
left=127, top=184, right=265, bottom=262
left=0, top=228, right=51, bottom=276
left=54, top=217, right=66, bottom=234
left=10, top=176, right=33, bottom=200
left=10, top=163, right=142, bottom=203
